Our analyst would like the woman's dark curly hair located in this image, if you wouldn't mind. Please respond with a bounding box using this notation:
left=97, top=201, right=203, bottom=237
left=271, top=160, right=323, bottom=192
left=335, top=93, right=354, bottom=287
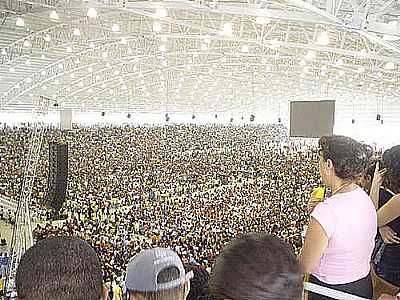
left=319, top=135, right=373, bottom=181
left=382, top=145, right=400, bottom=194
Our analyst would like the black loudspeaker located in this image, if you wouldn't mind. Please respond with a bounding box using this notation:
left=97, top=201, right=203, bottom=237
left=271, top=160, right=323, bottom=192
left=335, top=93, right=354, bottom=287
left=47, top=142, right=68, bottom=213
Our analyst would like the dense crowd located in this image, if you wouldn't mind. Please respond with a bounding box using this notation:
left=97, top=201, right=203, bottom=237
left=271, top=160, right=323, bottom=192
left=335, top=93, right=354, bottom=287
left=0, top=124, right=321, bottom=284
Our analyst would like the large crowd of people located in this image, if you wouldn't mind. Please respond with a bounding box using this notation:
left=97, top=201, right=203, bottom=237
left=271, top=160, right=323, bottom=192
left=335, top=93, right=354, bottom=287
left=1, top=124, right=320, bottom=284
left=2, top=123, right=400, bottom=300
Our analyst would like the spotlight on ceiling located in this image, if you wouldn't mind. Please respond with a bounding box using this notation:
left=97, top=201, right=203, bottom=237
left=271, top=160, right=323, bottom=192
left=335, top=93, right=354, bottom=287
left=153, top=22, right=162, bottom=32
left=49, top=10, right=59, bottom=20
left=316, top=31, right=330, bottom=46
left=101, top=112, right=105, bottom=117
left=221, top=23, right=233, bottom=36
left=16, top=16, right=25, bottom=27
left=215, top=114, right=218, bottom=119
left=255, top=16, right=271, bottom=25
left=384, top=61, right=395, bottom=70
left=87, top=8, right=98, bottom=18
left=111, top=23, right=120, bottom=32
left=155, top=8, right=168, bottom=18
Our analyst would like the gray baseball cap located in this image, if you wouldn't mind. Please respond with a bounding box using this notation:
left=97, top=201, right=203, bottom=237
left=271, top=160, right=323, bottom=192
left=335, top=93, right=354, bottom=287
left=125, top=248, right=190, bottom=292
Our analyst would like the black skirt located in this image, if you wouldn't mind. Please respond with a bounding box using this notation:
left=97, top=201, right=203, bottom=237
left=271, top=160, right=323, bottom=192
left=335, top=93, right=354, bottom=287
left=308, top=274, right=373, bottom=300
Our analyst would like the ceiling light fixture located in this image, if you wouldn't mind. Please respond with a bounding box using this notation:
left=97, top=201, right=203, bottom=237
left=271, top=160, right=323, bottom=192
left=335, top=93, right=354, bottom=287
left=255, top=16, right=271, bottom=25
left=87, top=8, right=98, bottom=18
left=49, top=10, right=59, bottom=20
left=111, top=23, right=120, bottom=32
left=305, top=50, right=316, bottom=60
left=384, top=61, right=395, bottom=70
left=336, top=58, right=344, bottom=66
left=16, top=16, right=25, bottom=27
left=155, top=8, right=168, bottom=17
left=221, top=23, right=233, bottom=36
left=316, top=31, right=330, bottom=46
left=153, top=22, right=162, bottom=32
left=73, top=28, right=81, bottom=36
left=241, top=45, right=249, bottom=53
left=23, top=40, right=31, bottom=47
left=120, top=37, right=128, bottom=45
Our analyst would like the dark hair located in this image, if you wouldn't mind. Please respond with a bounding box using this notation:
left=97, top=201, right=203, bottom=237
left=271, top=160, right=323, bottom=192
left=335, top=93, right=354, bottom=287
left=184, top=263, right=212, bottom=300
left=319, top=135, right=372, bottom=181
left=209, top=233, right=303, bottom=300
left=16, top=236, right=103, bottom=300
left=366, top=160, right=378, bottom=178
left=383, top=145, right=400, bottom=193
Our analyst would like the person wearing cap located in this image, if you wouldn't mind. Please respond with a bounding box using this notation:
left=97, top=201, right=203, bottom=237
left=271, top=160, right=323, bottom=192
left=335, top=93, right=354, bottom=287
left=125, top=248, right=192, bottom=300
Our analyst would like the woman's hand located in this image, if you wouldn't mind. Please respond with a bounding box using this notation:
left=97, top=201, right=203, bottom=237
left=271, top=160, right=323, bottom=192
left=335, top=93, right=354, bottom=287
left=379, top=226, right=400, bottom=244
left=307, top=190, right=322, bottom=214
left=371, top=162, right=387, bottom=190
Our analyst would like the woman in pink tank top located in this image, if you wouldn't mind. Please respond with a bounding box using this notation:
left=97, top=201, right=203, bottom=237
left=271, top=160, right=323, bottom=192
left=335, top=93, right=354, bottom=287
left=299, top=135, right=376, bottom=300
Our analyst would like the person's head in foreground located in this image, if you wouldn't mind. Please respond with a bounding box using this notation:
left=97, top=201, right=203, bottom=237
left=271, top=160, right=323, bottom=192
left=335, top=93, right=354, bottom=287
left=125, top=248, right=192, bottom=300
left=16, top=236, right=106, bottom=300
left=382, top=145, right=400, bottom=194
left=209, top=233, right=303, bottom=300
left=184, top=263, right=211, bottom=300
left=318, top=135, right=372, bottom=189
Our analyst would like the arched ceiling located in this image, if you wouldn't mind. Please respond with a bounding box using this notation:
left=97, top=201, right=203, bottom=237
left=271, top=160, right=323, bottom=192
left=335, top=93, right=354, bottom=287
left=0, top=0, right=399, bottom=118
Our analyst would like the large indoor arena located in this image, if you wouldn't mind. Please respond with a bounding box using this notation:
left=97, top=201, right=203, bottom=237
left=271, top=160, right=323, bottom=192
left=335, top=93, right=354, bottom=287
left=0, top=0, right=400, bottom=299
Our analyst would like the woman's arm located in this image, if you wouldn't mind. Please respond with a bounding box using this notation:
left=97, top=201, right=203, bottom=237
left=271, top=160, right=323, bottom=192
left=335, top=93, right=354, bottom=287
left=378, top=194, right=400, bottom=227
left=369, top=162, right=386, bottom=210
left=299, top=217, right=329, bottom=274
